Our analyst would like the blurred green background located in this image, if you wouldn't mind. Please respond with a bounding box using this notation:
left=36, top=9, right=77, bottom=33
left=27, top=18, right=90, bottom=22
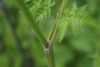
left=0, top=0, right=100, bottom=67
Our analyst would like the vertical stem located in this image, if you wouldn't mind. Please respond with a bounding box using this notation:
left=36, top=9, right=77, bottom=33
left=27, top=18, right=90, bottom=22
left=46, top=0, right=68, bottom=67
left=15, top=0, right=55, bottom=67
left=45, top=43, right=55, bottom=67
left=45, top=48, right=55, bottom=67
left=16, top=0, right=68, bottom=67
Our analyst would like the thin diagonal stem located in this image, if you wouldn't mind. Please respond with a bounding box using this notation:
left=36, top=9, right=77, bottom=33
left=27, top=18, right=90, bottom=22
left=15, top=1, right=54, bottom=67
left=48, top=0, right=68, bottom=43
left=15, top=0, right=48, bottom=48
left=16, top=0, right=68, bottom=67
left=45, top=0, right=68, bottom=67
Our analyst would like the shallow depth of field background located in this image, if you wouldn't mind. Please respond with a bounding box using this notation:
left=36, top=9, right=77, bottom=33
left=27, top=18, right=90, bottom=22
left=0, top=0, right=100, bottom=67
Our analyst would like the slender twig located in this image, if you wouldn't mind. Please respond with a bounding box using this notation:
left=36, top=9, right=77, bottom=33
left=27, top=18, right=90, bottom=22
left=15, top=1, right=55, bottom=67
left=15, top=0, right=68, bottom=67
left=45, top=48, right=55, bottom=67
left=48, top=0, right=68, bottom=44
left=15, top=0, right=48, bottom=48
left=45, top=0, right=68, bottom=67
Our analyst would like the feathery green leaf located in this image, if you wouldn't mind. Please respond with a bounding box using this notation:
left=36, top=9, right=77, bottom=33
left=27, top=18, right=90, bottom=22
left=58, top=2, right=90, bottom=42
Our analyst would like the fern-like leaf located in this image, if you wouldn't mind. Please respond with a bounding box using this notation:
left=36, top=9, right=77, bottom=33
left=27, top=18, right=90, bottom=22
left=27, top=0, right=55, bottom=23
left=58, top=18, right=69, bottom=42
left=58, top=2, right=90, bottom=42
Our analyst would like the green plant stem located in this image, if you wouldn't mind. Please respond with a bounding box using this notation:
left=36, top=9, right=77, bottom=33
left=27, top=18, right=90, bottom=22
left=15, top=0, right=48, bottom=48
left=16, top=0, right=55, bottom=67
left=48, top=0, right=68, bottom=43
left=16, top=0, right=68, bottom=67
left=45, top=43, right=55, bottom=67
left=45, top=0, right=68, bottom=67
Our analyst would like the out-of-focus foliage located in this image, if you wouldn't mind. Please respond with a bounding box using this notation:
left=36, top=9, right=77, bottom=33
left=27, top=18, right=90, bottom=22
left=26, top=0, right=55, bottom=22
left=0, top=0, right=100, bottom=67
left=58, top=2, right=89, bottom=42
